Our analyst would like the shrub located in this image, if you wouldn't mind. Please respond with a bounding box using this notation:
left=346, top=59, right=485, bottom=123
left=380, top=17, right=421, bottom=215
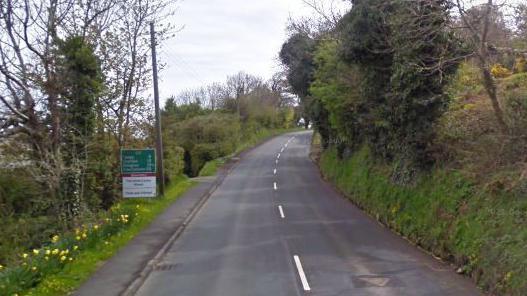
left=491, top=64, right=513, bottom=78
left=174, top=113, right=240, bottom=176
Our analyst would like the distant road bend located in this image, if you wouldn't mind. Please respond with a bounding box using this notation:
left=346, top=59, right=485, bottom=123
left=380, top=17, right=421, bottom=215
left=135, top=131, right=481, bottom=296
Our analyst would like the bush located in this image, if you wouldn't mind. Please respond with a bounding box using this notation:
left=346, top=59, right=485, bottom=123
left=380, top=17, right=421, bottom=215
left=163, top=145, right=184, bottom=183
left=491, top=64, right=513, bottom=78
left=174, top=113, right=240, bottom=176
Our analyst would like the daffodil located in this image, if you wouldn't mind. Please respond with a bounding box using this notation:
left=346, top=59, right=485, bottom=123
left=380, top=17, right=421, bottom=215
left=0, top=264, right=4, bottom=270
left=51, top=235, right=59, bottom=243
left=33, top=249, right=40, bottom=255
left=45, top=249, right=51, bottom=255
left=60, top=256, right=67, bottom=261
left=22, top=253, right=28, bottom=259
left=31, top=266, right=37, bottom=272
left=94, top=225, right=99, bottom=230
left=82, top=233, right=87, bottom=239
left=44, top=256, right=49, bottom=261
left=52, top=249, right=59, bottom=255
left=73, top=245, right=79, bottom=251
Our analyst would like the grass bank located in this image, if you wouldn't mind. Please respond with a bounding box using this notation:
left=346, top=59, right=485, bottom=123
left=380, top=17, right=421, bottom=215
left=0, top=177, right=195, bottom=296
left=318, top=146, right=527, bottom=295
left=199, top=128, right=302, bottom=177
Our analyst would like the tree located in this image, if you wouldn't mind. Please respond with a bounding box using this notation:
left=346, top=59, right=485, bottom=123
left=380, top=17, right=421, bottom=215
left=0, top=0, right=176, bottom=215
left=279, top=33, right=317, bottom=128
left=452, top=0, right=509, bottom=133
left=338, top=0, right=394, bottom=157
left=57, top=36, right=102, bottom=215
left=387, top=0, right=462, bottom=180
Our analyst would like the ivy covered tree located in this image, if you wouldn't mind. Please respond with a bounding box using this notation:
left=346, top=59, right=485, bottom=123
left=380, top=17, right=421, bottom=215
left=386, top=0, right=462, bottom=182
left=57, top=36, right=103, bottom=216
left=338, top=0, right=395, bottom=158
left=279, top=33, right=317, bottom=129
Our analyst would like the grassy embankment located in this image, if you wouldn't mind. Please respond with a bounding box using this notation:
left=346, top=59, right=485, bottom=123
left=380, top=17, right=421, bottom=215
left=199, top=128, right=301, bottom=177
left=0, top=177, right=194, bottom=296
left=317, top=142, right=526, bottom=295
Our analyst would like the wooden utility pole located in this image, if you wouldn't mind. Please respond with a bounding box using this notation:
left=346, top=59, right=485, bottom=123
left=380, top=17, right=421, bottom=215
left=150, top=21, right=165, bottom=196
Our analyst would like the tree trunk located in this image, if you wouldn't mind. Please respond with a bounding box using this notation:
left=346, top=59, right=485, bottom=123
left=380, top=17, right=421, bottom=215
left=478, top=61, right=508, bottom=134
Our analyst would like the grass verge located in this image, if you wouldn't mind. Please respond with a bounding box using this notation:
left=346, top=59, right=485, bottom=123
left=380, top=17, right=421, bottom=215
left=318, top=146, right=527, bottom=295
left=199, top=128, right=303, bottom=177
left=1, top=177, right=195, bottom=296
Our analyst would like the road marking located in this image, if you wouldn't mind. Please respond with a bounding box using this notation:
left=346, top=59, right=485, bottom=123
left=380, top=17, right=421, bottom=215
left=278, top=205, right=285, bottom=218
left=274, top=182, right=277, bottom=190
left=293, top=255, right=311, bottom=291
left=276, top=159, right=279, bottom=164
left=281, top=147, right=284, bottom=153
left=285, top=143, right=288, bottom=148
left=273, top=169, right=277, bottom=175
left=277, top=153, right=281, bottom=159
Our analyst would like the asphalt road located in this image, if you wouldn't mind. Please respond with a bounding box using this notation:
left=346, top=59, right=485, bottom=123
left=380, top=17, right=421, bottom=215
left=135, top=131, right=481, bottom=296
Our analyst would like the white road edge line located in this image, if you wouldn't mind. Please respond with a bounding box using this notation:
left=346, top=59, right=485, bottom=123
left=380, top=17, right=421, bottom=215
left=274, top=182, right=277, bottom=191
left=273, top=169, right=277, bottom=175
left=277, top=153, right=281, bottom=159
left=278, top=205, right=285, bottom=218
left=293, top=255, right=311, bottom=291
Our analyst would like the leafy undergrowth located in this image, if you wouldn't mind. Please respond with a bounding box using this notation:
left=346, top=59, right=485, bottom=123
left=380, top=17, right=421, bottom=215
left=0, top=177, right=195, bottom=296
left=319, top=147, right=527, bottom=296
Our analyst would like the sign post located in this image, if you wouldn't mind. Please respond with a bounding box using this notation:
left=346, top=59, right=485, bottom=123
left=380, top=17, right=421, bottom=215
left=121, top=149, right=157, bottom=198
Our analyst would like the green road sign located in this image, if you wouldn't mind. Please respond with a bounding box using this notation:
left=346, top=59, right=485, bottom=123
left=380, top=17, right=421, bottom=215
left=121, top=149, right=156, bottom=174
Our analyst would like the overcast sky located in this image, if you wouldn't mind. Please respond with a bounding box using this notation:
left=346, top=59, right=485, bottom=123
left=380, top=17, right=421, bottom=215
left=157, top=0, right=350, bottom=104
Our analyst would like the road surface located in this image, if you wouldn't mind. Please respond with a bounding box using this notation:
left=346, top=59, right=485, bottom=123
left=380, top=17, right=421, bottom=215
left=135, top=131, right=481, bottom=296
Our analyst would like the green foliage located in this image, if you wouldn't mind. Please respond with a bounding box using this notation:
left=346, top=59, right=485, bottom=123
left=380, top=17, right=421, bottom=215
left=279, top=34, right=316, bottom=98
left=310, top=40, right=362, bottom=152
left=386, top=0, right=461, bottom=180
left=320, top=147, right=527, bottom=295
left=170, top=113, right=240, bottom=176
left=295, top=0, right=461, bottom=177
left=59, top=36, right=102, bottom=142
left=279, top=33, right=317, bottom=126
left=57, top=36, right=104, bottom=217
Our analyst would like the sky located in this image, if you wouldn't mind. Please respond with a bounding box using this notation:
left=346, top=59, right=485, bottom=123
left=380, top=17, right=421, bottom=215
left=157, top=0, right=350, bottom=103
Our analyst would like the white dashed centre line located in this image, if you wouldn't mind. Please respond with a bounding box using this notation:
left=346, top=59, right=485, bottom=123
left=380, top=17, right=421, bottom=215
left=276, top=159, right=279, bottom=164
left=278, top=205, right=285, bottom=218
left=281, top=147, right=285, bottom=153
left=274, top=182, right=277, bottom=191
left=277, top=153, right=281, bottom=159
left=273, top=169, right=277, bottom=175
left=293, top=255, right=311, bottom=291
